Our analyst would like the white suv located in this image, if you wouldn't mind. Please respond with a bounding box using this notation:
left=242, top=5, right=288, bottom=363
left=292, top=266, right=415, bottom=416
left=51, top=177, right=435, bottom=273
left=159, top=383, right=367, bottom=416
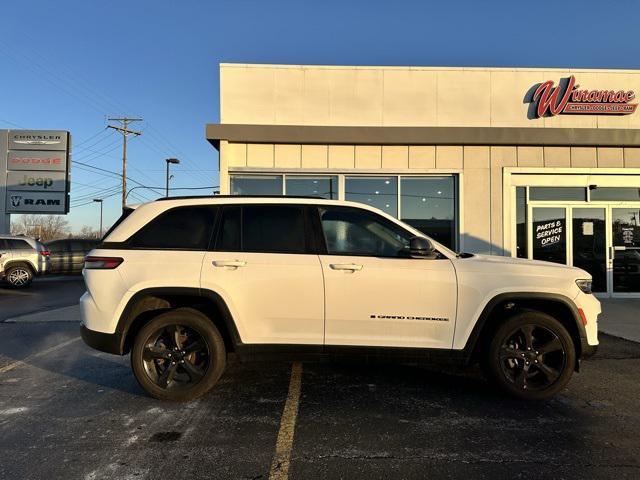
left=80, top=197, right=600, bottom=401
left=0, top=235, right=50, bottom=287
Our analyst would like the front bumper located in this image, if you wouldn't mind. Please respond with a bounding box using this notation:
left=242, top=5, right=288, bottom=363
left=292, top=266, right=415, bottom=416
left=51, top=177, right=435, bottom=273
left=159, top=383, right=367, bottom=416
left=80, top=325, right=123, bottom=355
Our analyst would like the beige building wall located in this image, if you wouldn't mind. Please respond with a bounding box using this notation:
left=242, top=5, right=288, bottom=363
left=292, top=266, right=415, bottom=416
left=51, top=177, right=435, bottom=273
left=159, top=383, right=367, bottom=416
left=220, top=64, right=640, bottom=129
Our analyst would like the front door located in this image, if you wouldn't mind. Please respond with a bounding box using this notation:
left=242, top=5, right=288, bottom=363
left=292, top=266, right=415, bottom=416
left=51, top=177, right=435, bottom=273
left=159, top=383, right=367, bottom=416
left=611, top=207, right=640, bottom=295
left=201, top=204, right=325, bottom=345
left=316, top=205, right=457, bottom=349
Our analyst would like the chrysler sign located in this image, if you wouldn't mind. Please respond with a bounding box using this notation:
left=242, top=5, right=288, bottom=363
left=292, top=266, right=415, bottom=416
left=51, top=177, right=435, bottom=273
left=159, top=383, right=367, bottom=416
left=532, top=75, right=637, bottom=117
left=2, top=129, right=71, bottom=215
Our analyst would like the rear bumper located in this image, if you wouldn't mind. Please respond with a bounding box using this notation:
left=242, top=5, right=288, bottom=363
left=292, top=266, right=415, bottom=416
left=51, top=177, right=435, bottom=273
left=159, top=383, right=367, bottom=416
left=80, top=325, right=123, bottom=355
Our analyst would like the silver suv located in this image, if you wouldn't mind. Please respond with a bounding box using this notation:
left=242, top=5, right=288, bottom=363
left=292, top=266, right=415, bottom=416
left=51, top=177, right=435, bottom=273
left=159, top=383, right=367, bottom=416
left=0, top=235, right=50, bottom=287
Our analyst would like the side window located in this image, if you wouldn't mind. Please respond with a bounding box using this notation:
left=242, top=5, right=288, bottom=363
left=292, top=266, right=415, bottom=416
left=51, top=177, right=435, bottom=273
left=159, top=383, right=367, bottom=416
left=217, top=206, right=241, bottom=251
left=7, top=239, right=33, bottom=250
left=319, top=207, right=412, bottom=257
left=243, top=205, right=306, bottom=253
left=129, top=206, right=218, bottom=250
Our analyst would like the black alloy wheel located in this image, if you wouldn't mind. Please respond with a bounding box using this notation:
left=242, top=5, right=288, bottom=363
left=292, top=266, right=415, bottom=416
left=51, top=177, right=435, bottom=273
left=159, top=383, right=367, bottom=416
left=142, top=324, right=210, bottom=390
left=486, top=311, right=576, bottom=400
left=131, top=308, right=226, bottom=401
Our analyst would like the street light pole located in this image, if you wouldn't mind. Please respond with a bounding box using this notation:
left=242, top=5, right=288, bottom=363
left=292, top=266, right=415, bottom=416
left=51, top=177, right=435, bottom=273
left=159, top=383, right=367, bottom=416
left=93, top=199, right=103, bottom=237
left=165, top=158, right=180, bottom=197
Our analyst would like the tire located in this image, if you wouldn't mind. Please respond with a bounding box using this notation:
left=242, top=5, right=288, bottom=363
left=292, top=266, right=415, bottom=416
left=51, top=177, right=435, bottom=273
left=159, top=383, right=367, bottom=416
left=485, top=311, right=576, bottom=400
left=131, top=308, right=226, bottom=401
left=4, top=264, right=33, bottom=288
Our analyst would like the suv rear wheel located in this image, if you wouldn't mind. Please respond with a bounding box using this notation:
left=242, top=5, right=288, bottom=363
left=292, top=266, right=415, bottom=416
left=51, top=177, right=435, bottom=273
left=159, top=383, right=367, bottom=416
left=485, top=311, right=575, bottom=400
left=4, top=264, right=33, bottom=288
left=131, top=308, right=226, bottom=401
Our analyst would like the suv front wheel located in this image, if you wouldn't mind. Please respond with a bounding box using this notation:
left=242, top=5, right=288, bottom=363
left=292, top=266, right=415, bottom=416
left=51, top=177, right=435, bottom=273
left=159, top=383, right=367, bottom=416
left=131, top=308, right=226, bottom=401
left=4, top=264, right=34, bottom=288
left=485, top=311, right=576, bottom=400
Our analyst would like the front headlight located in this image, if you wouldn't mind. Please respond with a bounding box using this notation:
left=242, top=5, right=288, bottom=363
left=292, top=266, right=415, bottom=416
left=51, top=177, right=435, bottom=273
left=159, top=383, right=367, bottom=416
left=576, top=279, right=592, bottom=294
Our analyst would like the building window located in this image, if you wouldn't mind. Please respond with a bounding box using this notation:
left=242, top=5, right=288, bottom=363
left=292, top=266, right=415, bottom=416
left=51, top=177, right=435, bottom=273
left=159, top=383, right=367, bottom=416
left=516, top=187, right=527, bottom=258
left=590, top=187, right=640, bottom=201
left=400, top=177, right=455, bottom=249
left=345, top=176, right=398, bottom=217
left=230, top=175, right=282, bottom=195
left=285, top=176, right=338, bottom=199
left=531, top=207, right=567, bottom=265
left=529, top=187, right=586, bottom=201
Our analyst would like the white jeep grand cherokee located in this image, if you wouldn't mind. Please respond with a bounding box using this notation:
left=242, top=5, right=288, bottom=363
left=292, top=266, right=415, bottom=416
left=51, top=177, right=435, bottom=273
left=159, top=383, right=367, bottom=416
left=80, top=196, right=599, bottom=401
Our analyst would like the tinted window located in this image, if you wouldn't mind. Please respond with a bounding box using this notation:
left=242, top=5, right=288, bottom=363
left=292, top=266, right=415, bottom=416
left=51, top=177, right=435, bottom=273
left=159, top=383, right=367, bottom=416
left=217, top=206, right=241, bottom=251
left=7, top=239, right=33, bottom=250
left=46, top=240, right=65, bottom=253
left=230, top=175, right=282, bottom=195
left=400, top=176, right=456, bottom=249
left=243, top=206, right=306, bottom=253
left=319, top=207, right=412, bottom=257
left=129, top=206, right=218, bottom=250
left=529, top=187, right=585, bottom=201
left=285, top=176, right=338, bottom=199
left=590, top=187, right=640, bottom=201
left=345, top=177, right=398, bottom=217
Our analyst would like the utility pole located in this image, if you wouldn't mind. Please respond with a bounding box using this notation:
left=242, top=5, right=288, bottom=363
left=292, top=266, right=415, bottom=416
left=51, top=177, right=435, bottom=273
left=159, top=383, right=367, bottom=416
left=165, top=158, right=180, bottom=197
left=93, top=199, right=103, bottom=237
left=107, top=117, right=142, bottom=210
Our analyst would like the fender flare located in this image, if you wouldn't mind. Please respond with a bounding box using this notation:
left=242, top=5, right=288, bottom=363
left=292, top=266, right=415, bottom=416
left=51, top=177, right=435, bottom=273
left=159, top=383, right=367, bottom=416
left=461, top=292, right=588, bottom=361
left=114, top=287, right=242, bottom=354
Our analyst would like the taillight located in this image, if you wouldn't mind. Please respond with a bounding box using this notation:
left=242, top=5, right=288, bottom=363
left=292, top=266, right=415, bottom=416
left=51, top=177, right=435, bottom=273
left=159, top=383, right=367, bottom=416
left=84, top=256, right=124, bottom=269
left=40, top=249, right=50, bottom=257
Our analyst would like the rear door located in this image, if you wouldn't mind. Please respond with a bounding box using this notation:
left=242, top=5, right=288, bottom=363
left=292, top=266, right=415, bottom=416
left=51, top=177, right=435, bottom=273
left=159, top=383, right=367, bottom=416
left=201, top=204, right=324, bottom=345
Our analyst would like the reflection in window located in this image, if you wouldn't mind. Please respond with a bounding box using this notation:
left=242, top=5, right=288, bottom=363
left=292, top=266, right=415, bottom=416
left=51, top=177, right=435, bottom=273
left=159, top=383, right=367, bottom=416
left=345, top=177, right=397, bottom=217
left=532, top=208, right=566, bottom=265
left=285, top=176, right=338, bottom=199
left=400, top=177, right=455, bottom=249
left=230, top=175, right=282, bottom=195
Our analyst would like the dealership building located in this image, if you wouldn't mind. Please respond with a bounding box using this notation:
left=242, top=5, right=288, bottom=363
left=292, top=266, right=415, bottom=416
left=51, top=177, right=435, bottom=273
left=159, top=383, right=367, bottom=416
left=206, top=64, right=640, bottom=297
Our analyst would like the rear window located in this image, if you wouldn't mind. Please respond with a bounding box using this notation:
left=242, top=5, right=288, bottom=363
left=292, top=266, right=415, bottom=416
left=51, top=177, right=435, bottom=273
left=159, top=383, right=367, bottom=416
left=6, top=239, right=33, bottom=250
left=128, top=206, right=218, bottom=250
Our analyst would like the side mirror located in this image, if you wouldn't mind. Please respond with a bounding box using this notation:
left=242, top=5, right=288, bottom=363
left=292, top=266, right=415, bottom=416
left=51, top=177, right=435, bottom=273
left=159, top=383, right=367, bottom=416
left=409, top=236, right=436, bottom=259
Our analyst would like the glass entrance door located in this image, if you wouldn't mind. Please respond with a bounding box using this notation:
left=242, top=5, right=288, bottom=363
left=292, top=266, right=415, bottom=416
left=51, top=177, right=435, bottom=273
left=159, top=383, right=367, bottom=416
left=611, top=207, right=640, bottom=294
left=572, top=208, right=607, bottom=293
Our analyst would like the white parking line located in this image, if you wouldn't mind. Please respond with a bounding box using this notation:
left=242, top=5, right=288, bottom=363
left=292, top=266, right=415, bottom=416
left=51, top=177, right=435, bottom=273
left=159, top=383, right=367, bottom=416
left=0, top=337, right=80, bottom=375
left=269, top=361, right=303, bottom=480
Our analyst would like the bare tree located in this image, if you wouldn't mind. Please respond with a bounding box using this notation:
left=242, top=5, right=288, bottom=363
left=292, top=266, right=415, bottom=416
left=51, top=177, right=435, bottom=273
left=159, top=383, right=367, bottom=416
left=11, top=214, right=70, bottom=241
left=77, top=225, right=100, bottom=239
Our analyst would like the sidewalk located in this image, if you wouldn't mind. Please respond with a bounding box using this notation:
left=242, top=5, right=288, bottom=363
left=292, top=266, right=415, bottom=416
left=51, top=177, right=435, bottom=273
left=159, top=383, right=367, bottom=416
left=2, top=299, right=638, bottom=343
left=598, top=298, right=640, bottom=343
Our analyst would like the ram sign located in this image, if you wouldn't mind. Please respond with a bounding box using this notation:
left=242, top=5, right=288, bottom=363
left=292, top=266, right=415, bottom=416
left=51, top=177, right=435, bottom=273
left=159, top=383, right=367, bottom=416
left=1, top=129, right=71, bottom=215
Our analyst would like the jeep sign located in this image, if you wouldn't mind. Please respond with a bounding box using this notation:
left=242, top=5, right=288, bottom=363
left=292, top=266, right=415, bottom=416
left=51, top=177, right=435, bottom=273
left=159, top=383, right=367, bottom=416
left=2, top=129, right=71, bottom=216
left=6, top=171, right=66, bottom=192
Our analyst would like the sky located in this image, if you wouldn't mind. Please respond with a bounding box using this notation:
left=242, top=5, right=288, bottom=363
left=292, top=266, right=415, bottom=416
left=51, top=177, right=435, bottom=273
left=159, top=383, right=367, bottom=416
left=2, top=0, right=640, bottom=232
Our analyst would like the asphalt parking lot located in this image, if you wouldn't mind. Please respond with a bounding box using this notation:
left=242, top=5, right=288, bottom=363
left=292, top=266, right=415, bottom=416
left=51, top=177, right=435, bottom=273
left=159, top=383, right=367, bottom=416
left=1, top=314, right=640, bottom=480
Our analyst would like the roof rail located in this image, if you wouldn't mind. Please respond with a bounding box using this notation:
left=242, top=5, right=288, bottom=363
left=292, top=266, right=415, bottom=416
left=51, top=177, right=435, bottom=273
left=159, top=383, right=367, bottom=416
left=156, top=195, right=328, bottom=201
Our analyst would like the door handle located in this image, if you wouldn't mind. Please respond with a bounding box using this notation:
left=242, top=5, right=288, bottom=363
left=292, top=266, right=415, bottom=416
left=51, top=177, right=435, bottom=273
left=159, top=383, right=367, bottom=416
left=212, top=260, right=247, bottom=268
left=329, top=263, right=363, bottom=271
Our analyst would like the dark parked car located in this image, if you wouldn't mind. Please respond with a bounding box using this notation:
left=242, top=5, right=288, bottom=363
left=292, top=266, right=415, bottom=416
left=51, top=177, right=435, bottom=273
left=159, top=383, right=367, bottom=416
left=45, top=239, right=100, bottom=274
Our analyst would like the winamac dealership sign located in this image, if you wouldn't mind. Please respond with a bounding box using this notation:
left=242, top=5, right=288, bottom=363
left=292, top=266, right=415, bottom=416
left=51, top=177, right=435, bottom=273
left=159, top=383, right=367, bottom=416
left=1, top=130, right=70, bottom=214
left=532, top=75, right=638, bottom=117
